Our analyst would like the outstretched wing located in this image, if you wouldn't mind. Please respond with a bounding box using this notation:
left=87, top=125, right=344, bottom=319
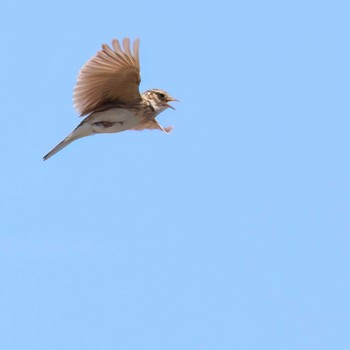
left=73, top=38, right=142, bottom=116
left=133, top=120, right=173, bottom=133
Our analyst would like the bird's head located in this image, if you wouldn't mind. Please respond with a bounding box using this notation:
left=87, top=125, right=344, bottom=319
left=144, top=89, right=179, bottom=112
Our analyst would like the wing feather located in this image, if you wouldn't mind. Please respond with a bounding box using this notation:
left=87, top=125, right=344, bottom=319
left=73, top=38, right=142, bottom=116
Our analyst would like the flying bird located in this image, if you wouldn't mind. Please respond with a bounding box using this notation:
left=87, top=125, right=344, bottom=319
left=43, top=38, right=178, bottom=160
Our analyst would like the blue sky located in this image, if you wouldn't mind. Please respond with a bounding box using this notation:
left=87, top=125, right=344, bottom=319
left=1, top=0, right=349, bottom=349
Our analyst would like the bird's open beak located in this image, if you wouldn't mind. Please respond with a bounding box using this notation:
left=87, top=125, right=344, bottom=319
left=165, top=96, right=179, bottom=110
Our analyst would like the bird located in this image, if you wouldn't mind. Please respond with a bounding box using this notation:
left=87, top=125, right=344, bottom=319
left=43, top=38, right=178, bottom=160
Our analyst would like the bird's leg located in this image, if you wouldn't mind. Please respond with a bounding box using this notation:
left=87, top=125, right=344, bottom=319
left=92, top=121, right=124, bottom=128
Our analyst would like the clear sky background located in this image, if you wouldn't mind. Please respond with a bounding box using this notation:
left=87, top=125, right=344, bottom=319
left=1, top=1, right=349, bottom=349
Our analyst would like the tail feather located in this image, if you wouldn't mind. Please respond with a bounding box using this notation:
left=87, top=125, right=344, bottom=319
left=43, top=120, right=92, bottom=160
left=43, top=136, right=74, bottom=161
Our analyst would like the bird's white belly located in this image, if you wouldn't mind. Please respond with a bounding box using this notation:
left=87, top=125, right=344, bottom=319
left=90, top=108, right=141, bottom=133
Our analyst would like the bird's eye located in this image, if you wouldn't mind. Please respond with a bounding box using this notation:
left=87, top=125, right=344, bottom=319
left=158, top=93, right=165, bottom=99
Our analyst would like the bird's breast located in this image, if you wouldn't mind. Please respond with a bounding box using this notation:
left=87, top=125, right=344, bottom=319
left=88, top=108, right=143, bottom=133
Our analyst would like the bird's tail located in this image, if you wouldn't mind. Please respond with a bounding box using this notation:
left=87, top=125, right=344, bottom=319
left=43, top=119, right=93, bottom=161
left=43, top=135, right=76, bottom=161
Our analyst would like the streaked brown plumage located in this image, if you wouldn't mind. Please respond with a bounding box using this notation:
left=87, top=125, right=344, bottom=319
left=43, top=38, right=177, bottom=161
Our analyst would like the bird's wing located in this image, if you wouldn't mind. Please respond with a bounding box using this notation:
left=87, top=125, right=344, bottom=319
left=133, top=120, right=173, bottom=133
left=73, top=38, right=142, bottom=116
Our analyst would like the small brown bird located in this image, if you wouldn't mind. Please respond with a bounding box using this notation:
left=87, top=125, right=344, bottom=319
left=43, top=38, right=178, bottom=160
